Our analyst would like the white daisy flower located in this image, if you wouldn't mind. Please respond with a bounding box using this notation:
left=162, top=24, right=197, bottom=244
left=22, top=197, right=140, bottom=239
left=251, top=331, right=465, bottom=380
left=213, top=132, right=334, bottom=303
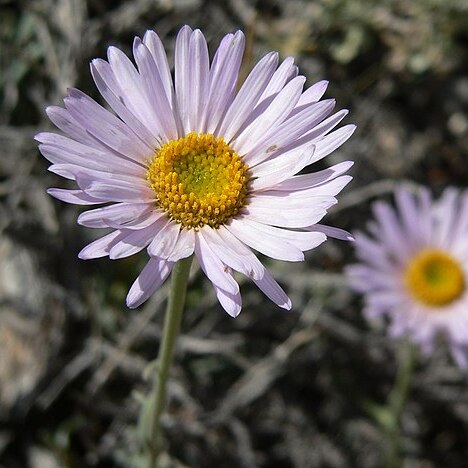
left=37, top=26, right=355, bottom=316
left=347, top=187, right=468, bottom=366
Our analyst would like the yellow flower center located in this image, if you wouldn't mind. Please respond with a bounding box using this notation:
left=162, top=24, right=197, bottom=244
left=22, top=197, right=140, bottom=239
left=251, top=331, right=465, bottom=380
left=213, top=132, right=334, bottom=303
left=404, top=249, right=465, bottom=307
left=147, top=133, right=250, bottom=229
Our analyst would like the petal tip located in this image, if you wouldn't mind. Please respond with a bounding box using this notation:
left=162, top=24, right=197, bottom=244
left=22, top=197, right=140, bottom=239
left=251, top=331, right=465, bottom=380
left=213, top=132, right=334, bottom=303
left=77, top=249, right=90, bottom=260
left=228, top=307, right=242, bottom=318
left=126, top=295, right=138, bottom=309
left=34, top=132, right=47, bottom=142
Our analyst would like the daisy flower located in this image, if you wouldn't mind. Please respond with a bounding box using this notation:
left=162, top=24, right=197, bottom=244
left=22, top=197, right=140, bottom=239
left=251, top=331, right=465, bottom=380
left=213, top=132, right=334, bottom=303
left=347, top=187, right=468, bottom=367
left=37, top=26, right=355, bottom=316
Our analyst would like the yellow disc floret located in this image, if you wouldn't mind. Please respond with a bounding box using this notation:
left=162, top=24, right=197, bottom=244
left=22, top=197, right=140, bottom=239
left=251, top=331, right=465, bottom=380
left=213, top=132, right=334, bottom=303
left=147, top=133, right=250, bottom=229
left=404, top=249, right=465, bottom=307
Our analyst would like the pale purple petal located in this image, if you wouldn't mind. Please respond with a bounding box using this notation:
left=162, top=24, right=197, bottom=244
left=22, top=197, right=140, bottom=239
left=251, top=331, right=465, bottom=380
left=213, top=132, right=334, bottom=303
left=415, top=188, right=433, bottom=246
left=233, top=76, right=306, bottom=155
left=78, top=230, right=124, bottom=259
left=203, top=31, right=245, bottom=134
left=245, top=205, right=327, bottom=229
left=352, top=231, right=394, bottom=269
left=64, top=88, right=152, bottom=163
left=78, top=203, right=152, bottom=228
left=259, top=57, right=298, bottom=101
left=433, top=188, right=458, bottom=249
left=166, top=228, right=195, bottom=262
left=236, top=219, right=326, bottom=252
left=104, top=211, right=165, bottom=230
left=256, top=176, right=351, bottom=201
left=48, top=163, right=146, bottom=184
left=295, top=80, right=329, bottom=107
left=245, top=194, right=335, bottom=228
left=213, top=284, right=242, bottom=317
left=126, top=257, right=174, bottom=308
left=109, top=220, right=165, bottom=259
left=303, top=109, right=350, bottom=140
left=48, top=164, right=76, bottom=180
left=394, top=188, right=427, bottom=248
left=76, top=172, right=154, bottom=203
left=372, top=201, right=411, bottom=263
left=194, top=233, right=239, bottom=294
left=259, top=109, right=349, bottom=163
left=347, top=264, right=401, bottom=291
left=244, top=99, right=336, bottom=167
left=36, top=133, right=146, bottom=176
left=253, top=267, right=292, bottom=310
left=44, top=106, right=98, bottom=146
left=174, top=25, right=193, bottom=134
left=187, top=29, right=210, bottom=132
left=147, top=220, right=181, bottom=259
left=90, top=58, right=161, bottom=147
left=450, top=192, right=468, bottom=254
left=308, top=224, right=354, bottom=241
left=132, top=38, right=179, bottom=141
left=143, top=30, right=174, bottom=108
left=272, top=161, right=353, bottom=191
left=249, top=144, right=316, bottom=191
left=106, top=45, right=164, bottom=139
left=310, top=124, right=356, bottom=163
left=47, top=188, right=103, bottom=205
left=216, top=52, right=279, bottom=142
left=200, top=227, right=264, bottom=280
left=226, top=218, right=304, bottom=261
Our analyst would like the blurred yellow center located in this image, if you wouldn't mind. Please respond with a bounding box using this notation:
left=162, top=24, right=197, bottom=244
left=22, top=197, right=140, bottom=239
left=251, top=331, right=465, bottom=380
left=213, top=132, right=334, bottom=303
left=404, top=249, right=465, bottom=307
left=147, top=133, right=249, bottom=229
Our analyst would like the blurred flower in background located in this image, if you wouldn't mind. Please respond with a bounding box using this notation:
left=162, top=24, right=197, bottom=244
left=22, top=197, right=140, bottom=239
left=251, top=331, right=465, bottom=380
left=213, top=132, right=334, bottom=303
left=347, top=187, right=468, bottom=366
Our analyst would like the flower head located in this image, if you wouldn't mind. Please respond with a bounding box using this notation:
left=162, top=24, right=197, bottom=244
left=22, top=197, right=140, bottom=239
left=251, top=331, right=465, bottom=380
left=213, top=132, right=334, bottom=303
left=37, top=26, right=355, bottom=316
left=347, top=187, right=468, bottom=366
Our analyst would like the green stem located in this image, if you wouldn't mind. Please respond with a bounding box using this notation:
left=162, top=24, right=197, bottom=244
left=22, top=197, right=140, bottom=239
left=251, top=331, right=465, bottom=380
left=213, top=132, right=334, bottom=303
left=145, top=255, right=193, bottom=468
left=385, top=341, right=416, bottom=468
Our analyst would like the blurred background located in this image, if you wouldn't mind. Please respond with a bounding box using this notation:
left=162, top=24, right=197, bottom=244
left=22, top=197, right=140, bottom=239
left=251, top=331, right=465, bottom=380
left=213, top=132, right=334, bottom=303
left=1, top=0, right=468, bottom=466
